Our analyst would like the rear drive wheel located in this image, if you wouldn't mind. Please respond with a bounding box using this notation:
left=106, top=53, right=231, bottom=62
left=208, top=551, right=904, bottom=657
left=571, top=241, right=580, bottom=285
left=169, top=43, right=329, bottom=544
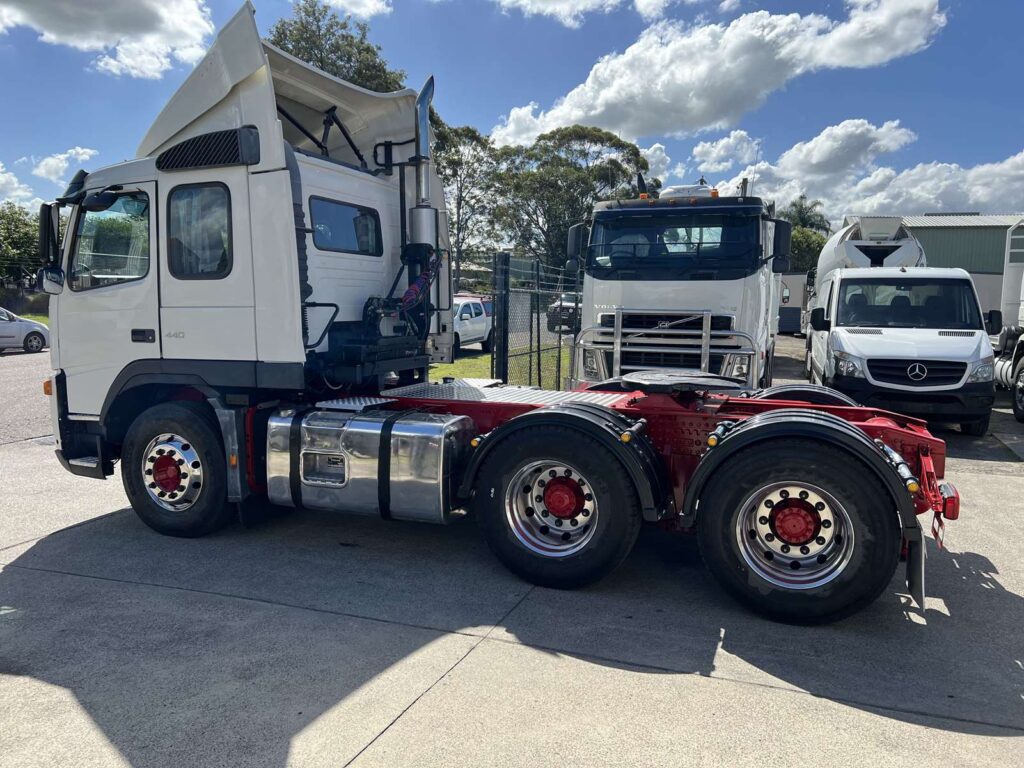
left=697, top=439, right=901, bottom=624
left=23, top=332, right=45, bottom=353
left=481, top=329, right=493, bottom=353
left=121, top=402, right=232, bottom=537
left=1013, top=366, right=1024, bottom=423
left=961, top=415, right=990, bottom=437
left=475, top=426, right=642, bottom=589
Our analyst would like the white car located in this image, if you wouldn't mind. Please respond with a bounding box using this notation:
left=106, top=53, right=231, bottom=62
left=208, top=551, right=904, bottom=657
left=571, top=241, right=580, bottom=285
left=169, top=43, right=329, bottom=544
left=0, top=307, right=50, bottom=353
left=453, top=296, right=493, bottom=356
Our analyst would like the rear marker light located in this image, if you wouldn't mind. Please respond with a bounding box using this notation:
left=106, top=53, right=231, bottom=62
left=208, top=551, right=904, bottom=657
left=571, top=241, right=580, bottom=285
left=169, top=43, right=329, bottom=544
left=42, top=379, right=52, bottom=396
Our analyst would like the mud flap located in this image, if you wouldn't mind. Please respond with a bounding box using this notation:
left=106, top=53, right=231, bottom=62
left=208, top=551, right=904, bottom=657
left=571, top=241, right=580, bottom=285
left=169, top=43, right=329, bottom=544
left=905, top=534, right=926, bottom=609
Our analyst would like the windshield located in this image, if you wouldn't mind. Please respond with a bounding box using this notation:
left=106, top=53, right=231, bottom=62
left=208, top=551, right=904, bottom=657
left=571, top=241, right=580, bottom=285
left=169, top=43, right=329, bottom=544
left=836, top=277, right=982, bottom=330
left=587, top=213, right=760, bottom=281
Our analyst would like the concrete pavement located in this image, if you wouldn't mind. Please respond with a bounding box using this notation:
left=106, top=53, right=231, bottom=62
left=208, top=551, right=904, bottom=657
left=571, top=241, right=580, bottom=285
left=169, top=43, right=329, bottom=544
left=1, top=339, right=1022, bottom=766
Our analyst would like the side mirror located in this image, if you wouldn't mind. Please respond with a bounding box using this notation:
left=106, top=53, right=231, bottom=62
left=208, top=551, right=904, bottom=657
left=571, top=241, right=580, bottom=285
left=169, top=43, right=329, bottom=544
left=37, top=266, right=64, bottom=295
left=38, top=202, right=61, bottom=266
left=564, top=257, right=580, bottom=274
left=566, top=223, right=588, bottom=260
left=771, top=219, right=792, bottom=272
left=986, top=309, right=1003, bottom=335
left=810, top=307, right=830, bottom=332
left=772, top=255, right=790, bottom=274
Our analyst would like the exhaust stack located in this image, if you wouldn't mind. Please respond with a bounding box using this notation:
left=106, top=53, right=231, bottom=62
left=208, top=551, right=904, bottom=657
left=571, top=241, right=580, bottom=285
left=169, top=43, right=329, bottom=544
left=410, top=76, right=437, bottom=246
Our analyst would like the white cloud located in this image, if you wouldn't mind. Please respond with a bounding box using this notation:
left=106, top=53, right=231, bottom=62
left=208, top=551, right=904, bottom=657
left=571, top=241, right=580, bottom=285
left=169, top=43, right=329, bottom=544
left=670, top=162, right=689, bottom=180
left=325, top=0, right=393, bottom=18
left=0, top=1, right=213, bottom=79
left=492, top=0, right=946, bottom=144
left=0, top=162, right=33, bottom=204
left=691, top=129, right=760, bottom=172
left=718, top=0, right=740, bottom=13
left=640, top=142, right=670, bottom=180
left=32, top=147, right=99, bottom=185
left=714, top=119, right=1024, bottom=220
left=491, top=0, right=698, bottom=27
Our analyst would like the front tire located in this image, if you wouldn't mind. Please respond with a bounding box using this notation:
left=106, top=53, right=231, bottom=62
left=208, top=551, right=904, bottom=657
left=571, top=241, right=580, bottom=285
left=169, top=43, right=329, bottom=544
left=475, top=425, right=642, bottom=589
left=23, top=332, right=45, bottom=353
left=121, top=402, right=232, bottom=538
left=960, top=415, right=990, bottom=437
left=697, top=439, right=901, bottom=624
left=481, top=330, right=493, bottom=353
left=1013, top=366, right=1024, bottom=423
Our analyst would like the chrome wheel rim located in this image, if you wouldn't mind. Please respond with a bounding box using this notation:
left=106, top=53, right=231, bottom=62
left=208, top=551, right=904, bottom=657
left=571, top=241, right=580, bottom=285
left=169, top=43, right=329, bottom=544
left=141, top=433, right=204, bottom=511
left=505, top=460, right=597, bottom=558
left=735, top=481, right=855, bottom=589
left=26, top=335, right=42, bottom=352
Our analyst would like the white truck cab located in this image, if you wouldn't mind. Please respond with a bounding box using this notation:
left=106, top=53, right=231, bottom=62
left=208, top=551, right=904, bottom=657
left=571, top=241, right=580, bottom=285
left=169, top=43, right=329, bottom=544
left=807, top=266, right=996, bottom=435
left=567, top=179, right=791, bottom=388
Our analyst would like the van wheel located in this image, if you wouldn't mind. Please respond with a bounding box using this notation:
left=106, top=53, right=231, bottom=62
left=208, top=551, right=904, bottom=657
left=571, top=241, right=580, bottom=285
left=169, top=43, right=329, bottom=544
left=698, top=439, right=901, bottom=624
left=121, top=402, right=232, bottom=537
left=1013, top=367, right=1024, bottom=423
left=481, top=330, right=493, bottom=353
left=961, top=415, right=990, bottom=437
left=23, top=332, right=45, bottom=353
left=475, top=425, right=642, bottom=589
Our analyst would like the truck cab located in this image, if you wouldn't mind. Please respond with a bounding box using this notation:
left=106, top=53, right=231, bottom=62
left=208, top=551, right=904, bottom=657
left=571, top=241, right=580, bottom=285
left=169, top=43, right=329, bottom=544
left=808, top=267, right=996, bottom=435
left=567, top=181, right=791, bottom=388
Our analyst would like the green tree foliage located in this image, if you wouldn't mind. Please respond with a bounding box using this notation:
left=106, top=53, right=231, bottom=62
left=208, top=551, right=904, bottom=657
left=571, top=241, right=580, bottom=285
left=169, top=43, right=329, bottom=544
left=790, top=225, right=828, bottom=272
left=0, top=202, right=40, bottom=282
left=267, top=0, right=404, bottom=92
left=491, top=126, right=650, bottom=268
left=778, top=194, right=831, bottom=234
left=434, top=125, right=498, bottom=290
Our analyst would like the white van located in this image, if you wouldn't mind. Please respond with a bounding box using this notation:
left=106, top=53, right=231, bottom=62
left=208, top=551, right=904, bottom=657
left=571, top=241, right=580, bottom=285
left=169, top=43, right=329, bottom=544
left=807, top=267, right=997, bottom=435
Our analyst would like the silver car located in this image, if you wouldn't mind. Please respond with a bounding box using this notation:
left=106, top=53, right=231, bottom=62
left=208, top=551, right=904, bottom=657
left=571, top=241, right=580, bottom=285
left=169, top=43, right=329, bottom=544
left=0, top=307, right=50, bottom=353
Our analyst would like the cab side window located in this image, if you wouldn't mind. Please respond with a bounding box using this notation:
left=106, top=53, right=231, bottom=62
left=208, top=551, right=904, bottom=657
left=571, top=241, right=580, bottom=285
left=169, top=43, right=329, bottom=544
left=168, top=184, right=232, bottom=280
left=471, top=302, right=483, bottom=318
left=69, top=192, right=150, bottom=291
left=309, top=197, right=382, bottom=256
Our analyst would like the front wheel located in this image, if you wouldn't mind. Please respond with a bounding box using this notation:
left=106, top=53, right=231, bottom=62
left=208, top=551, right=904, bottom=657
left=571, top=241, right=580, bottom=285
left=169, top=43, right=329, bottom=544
left=121, top=402, right=233, bottom=537
left=1013, top=367, right=1024, bottom=423
left=961, top=414, right=990, bottom=437
left=475, top=425, right=642, bottom=589
left=481, top=330, right=493, bottom=353
left=698, top=439, right=901, bottom=624
left=23, top=332, right=45, bottom=353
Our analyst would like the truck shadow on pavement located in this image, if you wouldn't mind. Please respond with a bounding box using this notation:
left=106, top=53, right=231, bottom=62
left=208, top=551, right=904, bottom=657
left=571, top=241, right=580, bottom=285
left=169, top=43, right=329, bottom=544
left=1, top=496, right=1021, bottom=767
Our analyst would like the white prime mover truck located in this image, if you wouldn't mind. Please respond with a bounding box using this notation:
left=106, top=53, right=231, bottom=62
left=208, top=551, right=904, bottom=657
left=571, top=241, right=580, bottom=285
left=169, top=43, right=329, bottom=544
left=33, top=1, right=963, bottom=624
left=806, top=218, right=997, bottom=434
left=567, top=179, right=789, bottom=388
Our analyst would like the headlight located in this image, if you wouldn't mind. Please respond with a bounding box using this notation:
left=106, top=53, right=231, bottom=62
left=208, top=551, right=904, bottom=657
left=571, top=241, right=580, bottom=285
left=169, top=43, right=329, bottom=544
left=968, top=356, right=994, bottom=383
left=582, top=348, right=606, bottom=381
left=833, top=350, right=865, bottom=378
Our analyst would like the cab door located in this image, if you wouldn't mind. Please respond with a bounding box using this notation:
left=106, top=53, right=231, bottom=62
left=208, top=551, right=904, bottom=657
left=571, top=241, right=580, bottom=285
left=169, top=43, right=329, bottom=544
left=810, top=278, right=835, bottom=381
left=158, top=167, right=255, bottom=361
left=56, top=182, right=160, bottom=414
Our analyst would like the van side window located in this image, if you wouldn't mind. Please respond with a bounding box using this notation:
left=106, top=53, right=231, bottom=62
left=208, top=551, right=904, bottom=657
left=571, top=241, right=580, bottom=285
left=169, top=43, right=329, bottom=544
left=69, top=192, right=150, bottom=292
left=309, top=197, right=382, bottom=256
left=168, top=184, right=232, bottom=280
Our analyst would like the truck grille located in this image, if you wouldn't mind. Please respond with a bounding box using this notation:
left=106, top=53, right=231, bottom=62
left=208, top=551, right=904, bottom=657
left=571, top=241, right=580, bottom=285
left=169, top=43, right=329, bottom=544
left=867, top=359, right=967, bottom=387
left=609, top=351, right=727, bottom=372
left=599, top=313, right=732, bottom=331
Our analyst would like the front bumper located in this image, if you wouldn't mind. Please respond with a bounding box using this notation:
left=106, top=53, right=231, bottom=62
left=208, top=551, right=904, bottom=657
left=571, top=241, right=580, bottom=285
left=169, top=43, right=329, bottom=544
left=831, top=376, right=995, bottom=422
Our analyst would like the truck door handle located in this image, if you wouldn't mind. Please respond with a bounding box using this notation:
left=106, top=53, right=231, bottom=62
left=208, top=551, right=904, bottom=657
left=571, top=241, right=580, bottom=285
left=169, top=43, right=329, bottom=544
left=131, top=329, right=156, bottom=343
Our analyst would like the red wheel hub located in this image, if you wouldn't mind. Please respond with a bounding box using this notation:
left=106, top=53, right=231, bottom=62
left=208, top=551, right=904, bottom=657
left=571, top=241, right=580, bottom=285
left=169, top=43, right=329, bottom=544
left=543, top=477, right=584, bottom=519
left=152, top=455, right=182, bottom=493
left=771, top=501, right=820, bottom=545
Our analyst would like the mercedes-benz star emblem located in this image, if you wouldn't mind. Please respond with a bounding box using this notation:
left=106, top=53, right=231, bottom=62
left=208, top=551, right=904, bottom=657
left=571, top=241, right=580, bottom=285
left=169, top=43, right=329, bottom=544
left=907, top=362, right=928, bottom=381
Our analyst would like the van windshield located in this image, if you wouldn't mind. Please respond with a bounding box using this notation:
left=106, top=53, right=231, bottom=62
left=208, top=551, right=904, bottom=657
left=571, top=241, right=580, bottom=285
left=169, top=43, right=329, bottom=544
left=836, top=277, right=982, bottom=330
left=587, top=213, right=760, bottom=281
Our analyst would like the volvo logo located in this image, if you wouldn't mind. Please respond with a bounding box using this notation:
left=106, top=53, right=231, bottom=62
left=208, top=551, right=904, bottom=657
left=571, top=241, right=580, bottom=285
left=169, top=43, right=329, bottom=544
left=657, top=320, right=671, bottom=329
left=907, top=362, right=928, bottom=381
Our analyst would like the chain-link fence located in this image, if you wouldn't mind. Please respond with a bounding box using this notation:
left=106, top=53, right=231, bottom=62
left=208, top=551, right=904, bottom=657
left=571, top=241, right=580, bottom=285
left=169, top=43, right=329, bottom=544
left=491, top=252, right=579, bottom=390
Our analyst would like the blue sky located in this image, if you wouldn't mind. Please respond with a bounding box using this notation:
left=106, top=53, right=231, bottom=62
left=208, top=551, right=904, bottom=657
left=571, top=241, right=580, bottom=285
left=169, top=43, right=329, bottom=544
left=1, top=0, right=1022, bottom=218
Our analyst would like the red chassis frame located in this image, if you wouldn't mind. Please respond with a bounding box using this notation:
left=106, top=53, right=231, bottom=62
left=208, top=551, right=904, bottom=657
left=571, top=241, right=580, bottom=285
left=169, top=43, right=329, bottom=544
left=386, top=388, right=959, bottom=543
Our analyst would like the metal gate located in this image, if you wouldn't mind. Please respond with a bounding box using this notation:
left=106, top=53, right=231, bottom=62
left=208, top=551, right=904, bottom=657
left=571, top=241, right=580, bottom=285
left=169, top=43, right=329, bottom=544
left=491, top=252, right=579, bottom=390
